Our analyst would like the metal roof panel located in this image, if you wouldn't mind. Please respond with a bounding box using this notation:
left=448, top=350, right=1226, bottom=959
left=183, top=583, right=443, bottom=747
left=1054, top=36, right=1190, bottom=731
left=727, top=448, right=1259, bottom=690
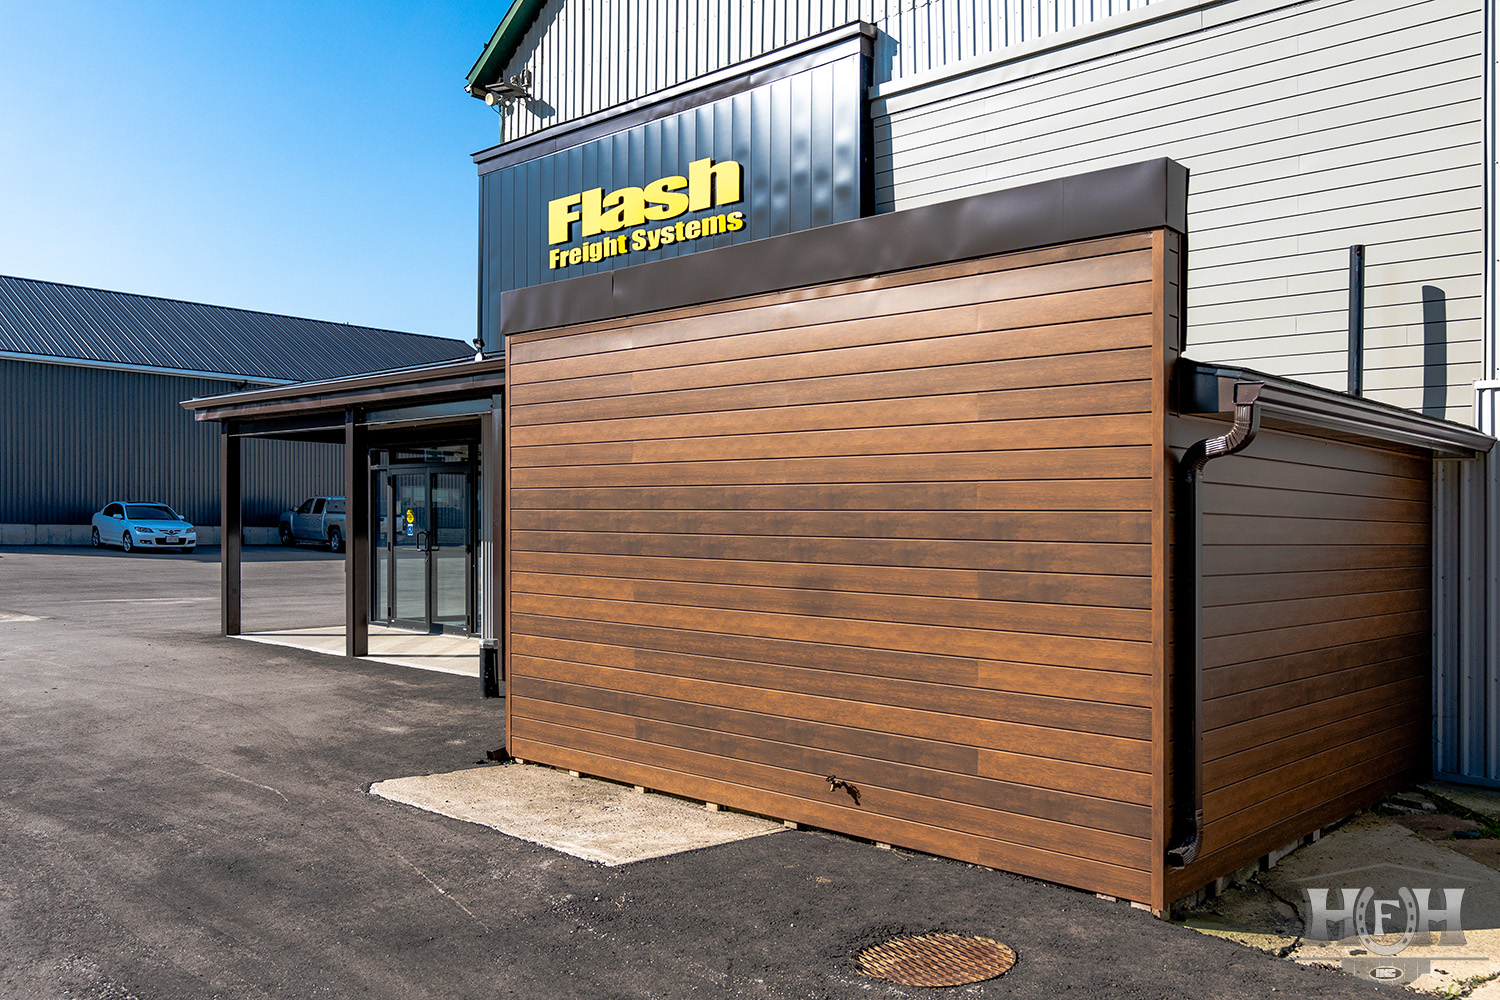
left=0, top=274, right=470, bottom=382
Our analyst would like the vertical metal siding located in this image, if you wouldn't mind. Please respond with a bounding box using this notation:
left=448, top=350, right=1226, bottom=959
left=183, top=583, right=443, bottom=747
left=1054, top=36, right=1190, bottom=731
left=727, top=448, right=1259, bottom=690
left=0, top=359, right=341, bottom=529
left=477, top=48, right=869, bottom=346
left=492, top=0, right=1164, bottom=145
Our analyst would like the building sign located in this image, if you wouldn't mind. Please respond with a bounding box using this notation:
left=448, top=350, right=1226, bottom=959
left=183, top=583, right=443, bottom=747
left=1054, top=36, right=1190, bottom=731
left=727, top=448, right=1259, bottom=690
left=546, top=158, right=746, bottom=271
left=474, top=27, right=872, bottom=348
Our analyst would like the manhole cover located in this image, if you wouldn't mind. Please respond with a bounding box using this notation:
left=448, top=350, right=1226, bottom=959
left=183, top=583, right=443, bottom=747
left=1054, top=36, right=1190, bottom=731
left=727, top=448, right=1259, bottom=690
left=855, top=932, right=1016, bottom=987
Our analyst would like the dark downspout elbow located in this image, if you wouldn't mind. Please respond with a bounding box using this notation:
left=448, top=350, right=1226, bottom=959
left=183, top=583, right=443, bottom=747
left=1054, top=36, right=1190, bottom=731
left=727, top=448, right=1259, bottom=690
left=1166, top=381, right=1263, bottom=871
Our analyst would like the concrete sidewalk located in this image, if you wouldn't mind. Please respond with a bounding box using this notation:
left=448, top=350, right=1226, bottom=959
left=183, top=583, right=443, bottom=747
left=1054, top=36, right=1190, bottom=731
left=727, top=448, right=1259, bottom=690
left=1180, top=784, right=1500, bottom=996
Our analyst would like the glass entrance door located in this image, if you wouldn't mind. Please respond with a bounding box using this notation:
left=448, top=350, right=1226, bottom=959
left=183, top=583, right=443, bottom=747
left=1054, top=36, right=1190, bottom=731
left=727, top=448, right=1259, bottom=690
left=390, top=472, right=431, bottom=630
left=371, top=448, right=477, bottom=635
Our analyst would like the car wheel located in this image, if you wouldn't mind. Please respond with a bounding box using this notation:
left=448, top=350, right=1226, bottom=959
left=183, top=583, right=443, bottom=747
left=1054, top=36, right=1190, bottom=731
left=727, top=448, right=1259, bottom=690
left=327, top=526, right=343, bottom=553
left=122, top=531, right=134, bottom=553
left=279, top=524, right=295, bottom=546
left=91, top=527, right=101, bottom=548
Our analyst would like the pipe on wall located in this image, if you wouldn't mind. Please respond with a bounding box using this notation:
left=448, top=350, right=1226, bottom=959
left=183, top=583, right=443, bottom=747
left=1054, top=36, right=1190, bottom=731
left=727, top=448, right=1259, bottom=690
left=1167, top=380, right=1264, bottom=870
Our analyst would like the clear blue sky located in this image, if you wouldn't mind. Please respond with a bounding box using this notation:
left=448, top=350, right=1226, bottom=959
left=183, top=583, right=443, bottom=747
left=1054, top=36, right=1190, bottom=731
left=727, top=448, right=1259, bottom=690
left=0, top=2, right=511, bottom=343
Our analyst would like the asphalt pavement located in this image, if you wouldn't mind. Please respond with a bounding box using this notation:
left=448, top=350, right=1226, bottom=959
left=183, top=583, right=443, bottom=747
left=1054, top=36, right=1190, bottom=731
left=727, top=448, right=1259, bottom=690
left=0, top=545, right=1397, bottom=999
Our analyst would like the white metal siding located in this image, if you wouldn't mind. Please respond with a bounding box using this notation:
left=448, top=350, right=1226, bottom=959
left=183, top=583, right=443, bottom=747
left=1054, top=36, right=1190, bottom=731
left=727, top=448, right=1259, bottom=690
left=873, top=0, right=1485, bottom=422
left=493, top=0, right=1165, bottom=144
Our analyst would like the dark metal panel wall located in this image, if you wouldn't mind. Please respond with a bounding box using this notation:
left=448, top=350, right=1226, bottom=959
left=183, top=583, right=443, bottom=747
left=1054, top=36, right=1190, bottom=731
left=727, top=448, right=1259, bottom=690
left=0, top=359, right=341, bottom=527
left=479, top=50, right=869, bottom=348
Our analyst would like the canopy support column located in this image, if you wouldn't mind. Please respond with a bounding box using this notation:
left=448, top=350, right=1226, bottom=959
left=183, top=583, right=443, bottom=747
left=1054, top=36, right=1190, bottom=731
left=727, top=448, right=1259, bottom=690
left=345, top=410, right=369, bottom=658
left=221, top=424, right=241, bottom=636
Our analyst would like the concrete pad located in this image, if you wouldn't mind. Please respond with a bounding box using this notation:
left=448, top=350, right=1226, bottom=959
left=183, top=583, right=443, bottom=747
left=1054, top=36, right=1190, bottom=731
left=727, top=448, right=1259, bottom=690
left=370, top=762, right=784, bottom=865
left=238, top=624, right=479, bottom=677
left=1427, top=782, right=1500, bottom=823
left=1256, top=814, right=1500, bottom=993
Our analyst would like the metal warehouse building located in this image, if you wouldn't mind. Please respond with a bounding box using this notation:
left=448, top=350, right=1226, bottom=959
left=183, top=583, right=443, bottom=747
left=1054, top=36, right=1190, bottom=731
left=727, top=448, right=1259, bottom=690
left=0, top=274, right=470, bottom=543
left=186, top=0, right=1500, bottom=911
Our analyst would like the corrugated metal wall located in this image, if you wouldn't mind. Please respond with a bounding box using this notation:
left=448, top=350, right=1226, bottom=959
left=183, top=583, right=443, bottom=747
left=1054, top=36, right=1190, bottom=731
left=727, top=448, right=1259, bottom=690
left=0, top=359, right=342, bottom=528
left=494, top=0, right=1161, bottom=144
left=478, top=40, right=868, bottom=346
left=871, top=0, right=1484, bottom=423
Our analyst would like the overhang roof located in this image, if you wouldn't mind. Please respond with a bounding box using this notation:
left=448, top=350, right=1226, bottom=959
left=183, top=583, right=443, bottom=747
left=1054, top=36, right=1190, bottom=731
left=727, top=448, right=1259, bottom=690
left=0, top=274, right=470, bottom=384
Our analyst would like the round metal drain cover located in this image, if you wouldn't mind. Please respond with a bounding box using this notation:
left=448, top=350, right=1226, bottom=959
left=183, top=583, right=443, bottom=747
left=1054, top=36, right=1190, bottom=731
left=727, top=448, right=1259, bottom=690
left=855, top=932, right=1016, bottom=987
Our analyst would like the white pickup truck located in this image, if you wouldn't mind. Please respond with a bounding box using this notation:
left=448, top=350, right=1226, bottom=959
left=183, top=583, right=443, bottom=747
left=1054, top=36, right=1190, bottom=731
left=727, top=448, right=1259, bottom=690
left=279, top=496, right=347, bottom=552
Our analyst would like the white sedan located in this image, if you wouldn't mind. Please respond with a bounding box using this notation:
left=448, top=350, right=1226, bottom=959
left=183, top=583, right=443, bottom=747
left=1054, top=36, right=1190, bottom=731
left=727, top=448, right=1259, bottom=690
left=91, top=501, right=197, bottom=554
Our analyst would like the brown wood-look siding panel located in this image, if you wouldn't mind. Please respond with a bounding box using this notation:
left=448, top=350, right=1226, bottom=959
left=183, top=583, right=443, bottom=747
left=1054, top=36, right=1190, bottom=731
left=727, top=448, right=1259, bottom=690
left=510, top=652, right=1153, bottom=750
left=508, top=286, right=1154, bottom=407
left=1201, top=566, right=1431, bottom=608
left=506, top=234, right=1157, bottom=363
left=1202, top=611, right=1429, bottom=669
left=509, top=716, right=1151, bottom=866
left=510, top=508, right=1151, bottom=544
left=1202, top=589, right=1429, bottom=639
left=1202, top=488, right=1429, bottom=524
left=1202, top=744, right=1424, bottom=853
left=510, top=382, right=1155, bottom=447
left=510, top=252, right=1156, bottom=387
left=512, top=531, right=1153, bottom=576
left=511, top=594, right=1152, bottom=672
left=1204, top=655, right=1428, bottom=732
left=1204, top=719, right=1426, bottom=817
left=513, top=479, right=1157, bottom=511
left=509, top=447, right=1153, bottom=489
left=1166, top=768, right=1419, bottom=905
left=511, top=676, right=1154, bottom=801
left=512, top=414, right=1155, bottom=467
left=507, top=238, right=1165, bottom=904
left=510, top=343, right=1155, bottom=427
left=1203, top=632, right=1429, bottom=700
left=511, top=737, right=1155, bottom=903
left=1165, top=418, right=1434, bottom=899
left=511, top=551, right=1155, bottom=610
left=512, top=617, right=1156, bottom=717
left=510, top=574, right=1153, bottom=642
left=512, top=647, right=1150, bottom=739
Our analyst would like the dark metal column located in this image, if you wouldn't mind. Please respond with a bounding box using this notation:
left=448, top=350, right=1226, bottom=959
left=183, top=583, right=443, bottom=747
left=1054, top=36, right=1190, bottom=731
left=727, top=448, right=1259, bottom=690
left=221, top=424, right=242, bottom=636
left=479, top=393, right=505, bottom=696
left=345, top=410, right=369, bottom=657
left=1348, top=244, right=1366, bottom=396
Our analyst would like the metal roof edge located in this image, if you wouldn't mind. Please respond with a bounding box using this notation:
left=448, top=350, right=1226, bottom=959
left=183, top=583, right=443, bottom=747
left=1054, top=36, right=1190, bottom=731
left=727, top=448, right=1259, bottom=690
left=182, top=356, right=506, bottom=416
left=467, top=0, right=548, bottom=92
left=0, top=351, right=291, bottom=386
left=1181, top=360, right=1496, bottom=457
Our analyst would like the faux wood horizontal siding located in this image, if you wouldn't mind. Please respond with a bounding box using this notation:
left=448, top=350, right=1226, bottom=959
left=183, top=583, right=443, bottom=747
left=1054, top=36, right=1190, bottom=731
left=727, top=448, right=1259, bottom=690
left=873, top=0, right=1484, bottom=423
left=506, top=232, right=1169, bottom=901
left=1165, top=416, right=1432, bottom=900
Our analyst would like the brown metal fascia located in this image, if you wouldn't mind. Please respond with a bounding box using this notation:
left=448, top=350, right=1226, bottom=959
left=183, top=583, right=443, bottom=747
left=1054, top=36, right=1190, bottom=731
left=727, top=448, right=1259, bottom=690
left=1181, top=362, right=1493, bottom=457
left=183, top=361, right=506, bottom=423
left=502, top=158, right=1189, bottom=337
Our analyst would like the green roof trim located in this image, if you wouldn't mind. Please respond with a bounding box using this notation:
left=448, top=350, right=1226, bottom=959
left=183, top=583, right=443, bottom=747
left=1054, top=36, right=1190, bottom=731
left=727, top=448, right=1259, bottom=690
left=466, top=0, right=548, bottom=94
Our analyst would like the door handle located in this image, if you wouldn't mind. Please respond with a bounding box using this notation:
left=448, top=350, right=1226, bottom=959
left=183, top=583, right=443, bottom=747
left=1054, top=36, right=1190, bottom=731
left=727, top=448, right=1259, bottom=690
left=416, top=530, right=429, bottom=552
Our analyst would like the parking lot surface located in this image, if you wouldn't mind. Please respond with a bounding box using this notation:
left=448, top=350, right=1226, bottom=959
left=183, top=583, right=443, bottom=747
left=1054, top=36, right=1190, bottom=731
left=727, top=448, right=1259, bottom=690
left=0, top=546, right=1391, bottom=999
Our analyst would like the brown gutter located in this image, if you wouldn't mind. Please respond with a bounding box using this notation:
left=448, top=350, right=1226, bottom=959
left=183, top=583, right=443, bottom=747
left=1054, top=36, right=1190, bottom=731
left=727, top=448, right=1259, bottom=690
left=1167, top=381, right=1263, bottom=870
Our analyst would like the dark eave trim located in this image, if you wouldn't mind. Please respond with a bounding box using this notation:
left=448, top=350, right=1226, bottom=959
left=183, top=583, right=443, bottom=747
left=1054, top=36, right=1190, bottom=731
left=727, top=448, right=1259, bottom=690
left=183, top=358, right=506, bottom=424
left=471, top=22, right=877, bottom=171
left=1181, top=360, right=1495, bottom=457
left=467, top=0, right=548, bottom=92
left=502, top=157, right=1188, bottom=336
